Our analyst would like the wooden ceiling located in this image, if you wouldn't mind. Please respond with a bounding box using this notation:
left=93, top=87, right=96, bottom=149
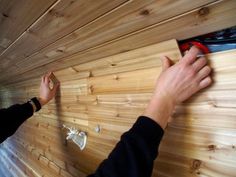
left=0, top=0, right=236, bottom=86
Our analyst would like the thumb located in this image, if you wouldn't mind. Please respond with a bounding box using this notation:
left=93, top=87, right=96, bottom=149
left=52, top=82, right=60, bottom=95
left=160, top=56, right=171, bottom=72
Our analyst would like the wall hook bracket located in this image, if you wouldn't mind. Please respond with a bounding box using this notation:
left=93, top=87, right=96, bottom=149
left=63, top=124, right=87, bottom=150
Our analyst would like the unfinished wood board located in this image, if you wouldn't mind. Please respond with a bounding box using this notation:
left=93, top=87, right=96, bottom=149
left=0, top=39, right=182, bottom=176
left=0, top=0, right=128, bottom=70
left=0, top=35, right=236, bottom=177
left=11, top=0, right=215, bottom=70
left=0, top=0, right=214, bottom=76
left=2, top=0, right=236, bottom=85
left=0, top=0, right=57, bottom=54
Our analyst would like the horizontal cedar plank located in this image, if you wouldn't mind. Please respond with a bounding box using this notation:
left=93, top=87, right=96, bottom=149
left=159, top=139, right=236, bottom=168
left=87, top=49, right=236, bottom=94
left=88, top=67, right=159, bottom=94
left=0, top=149, right=26, bottom=177
left=0, top=0, right=57, bottom=54
left=0, top=0, right=218, bottom=84
left=11, top=132, right=73, bottom=173
left=73, top=39, right=181, bottom=76
left=2, top=139, right=65, bottom=176
left=3, top=0, right=236, bottom=85
left=12, top=120, right=109, bottom=175
left=3, top=39, right=181, bottom=87
left=0, top=146, right=39, bottom=177
left=155, top=151, right=236, bottom=177
left=0, top=151, right=17, bottom=177
left=61, top=0, right=236, bottom=67
left=1, top=45, right=236, bottom=176
left=14, top=0, right=214, bottom=71
left=0, top=0, right=129, bottom=70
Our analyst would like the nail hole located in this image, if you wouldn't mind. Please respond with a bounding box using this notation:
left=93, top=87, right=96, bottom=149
left=2, top=13, right=9, bottom=18
left=56, top=49, right=64, bottom=53
left=110, top=63, right=117, bottom=67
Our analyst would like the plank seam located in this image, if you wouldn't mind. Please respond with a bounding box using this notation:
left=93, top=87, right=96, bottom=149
left=0, top=0, right=62, bottom=57
left=0, top=0, right=132, bottom=61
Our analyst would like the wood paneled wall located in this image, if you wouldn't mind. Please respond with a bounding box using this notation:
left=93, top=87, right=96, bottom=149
left=0, top=0, right=236, bottom=177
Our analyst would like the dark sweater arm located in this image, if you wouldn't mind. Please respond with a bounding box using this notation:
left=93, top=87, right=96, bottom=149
left=88, top=116, right=164, bottom=177
left=0, top=102, right=34, bottom=143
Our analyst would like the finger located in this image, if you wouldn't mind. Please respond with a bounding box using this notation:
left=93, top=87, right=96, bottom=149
left=41, top=76, right=45, bottom=83
left=52, top=82, right=60, bottom=94
left=197, top=65, right=211, bottom=81
left=50, top=73, right=59, bottom=85
left=182, top=46, right=201, bottom=64
left=44, top=75, right=50, bottom=86
left=199, top=76, right=212, bottom=89
left=192, top=57, right=207, bottom=72
left=44, top=72, right=52, bottom=84
left=160, top=56, right=171, bottom=72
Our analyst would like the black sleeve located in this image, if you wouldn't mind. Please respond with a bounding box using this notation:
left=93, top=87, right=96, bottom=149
left=88, top=116, right=164, bottom=177
left=0, top=102, right=34, bottom=143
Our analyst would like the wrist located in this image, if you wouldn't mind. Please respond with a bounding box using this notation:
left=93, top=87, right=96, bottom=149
left=29, top=97, right=42, bottom=112
left=38, top=97, right=47, bottom=106
left=143, top=94, right=175, bottom=129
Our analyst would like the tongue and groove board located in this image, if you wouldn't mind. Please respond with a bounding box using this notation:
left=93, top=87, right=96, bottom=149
left=0, top=0, right=57, bottom=54
left=1, top=38, right=236, bottom=177
left=0, top=39, right=181, bottom=176
left=1, top=0, right=236, bottom=85
left=0, top=0, right=236, bottom=177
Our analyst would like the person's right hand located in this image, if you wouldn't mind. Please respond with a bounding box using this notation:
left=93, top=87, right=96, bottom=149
left=144, top=46, right=212, bottom=129
left=39, top=72, right=60, bottom=106
left=154, top=46, right=212, bottom=105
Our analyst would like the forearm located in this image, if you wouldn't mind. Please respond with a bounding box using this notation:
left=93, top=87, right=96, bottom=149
left=88, top=116, right=164, bottom=177
left=143, top=94, right=174, bottom=129
left=0, top=98, right=41, bottom=143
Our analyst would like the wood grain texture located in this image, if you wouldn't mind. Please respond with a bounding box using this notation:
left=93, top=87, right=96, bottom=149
left=2, top=0, right=236, bottom=85
left=0, top=38, right=236, bottom=176
left=3, top=0, right=236, bottom=85
left=0, top=0, right=128, bottom=70
left=0, top=0, right=236, bottom=176
left=0, top=40, right=181, bottom=176
left=0, top=0, right=57, bottom=54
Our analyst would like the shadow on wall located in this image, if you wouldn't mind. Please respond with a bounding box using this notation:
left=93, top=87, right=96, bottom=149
left=54, top=86, right=86, bottom=176
left=54, top=86, right=72, bottom=171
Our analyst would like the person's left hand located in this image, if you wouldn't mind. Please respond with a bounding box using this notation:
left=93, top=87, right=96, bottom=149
left=39, top=72, right=60, bottom=106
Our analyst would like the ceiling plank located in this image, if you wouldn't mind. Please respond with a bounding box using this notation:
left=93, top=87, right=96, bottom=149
left=2, top=0, right=236, bottom=85
left=0, top=0, right=57, bottom=53
left=0, top=0, right=219, bottom=84
left=0, top=0, right=129, bottom=70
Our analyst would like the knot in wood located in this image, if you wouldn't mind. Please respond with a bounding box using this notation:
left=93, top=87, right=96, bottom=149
left=198, top=7, right=209, bottom=16
left=89, top=85, right=94, bottom=94
left=191, top=159, right=202, bottom=171
left=113, top=75, right=119, bottom=80
left=208, top=144, right=216, bottom=151
left=49, top=9, right=64, bottom=18
left=140, top=9, right=150, bottom=16
left=2, top=13, right=9, bottom=18
left=56, top=49, right=64, bottom=53
left=110, top=63, right=117, bottom=67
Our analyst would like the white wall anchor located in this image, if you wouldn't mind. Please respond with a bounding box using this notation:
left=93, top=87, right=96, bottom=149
left=94, top=124, right=101, bottom=133
left=63, top=125, right=87, bottom=150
